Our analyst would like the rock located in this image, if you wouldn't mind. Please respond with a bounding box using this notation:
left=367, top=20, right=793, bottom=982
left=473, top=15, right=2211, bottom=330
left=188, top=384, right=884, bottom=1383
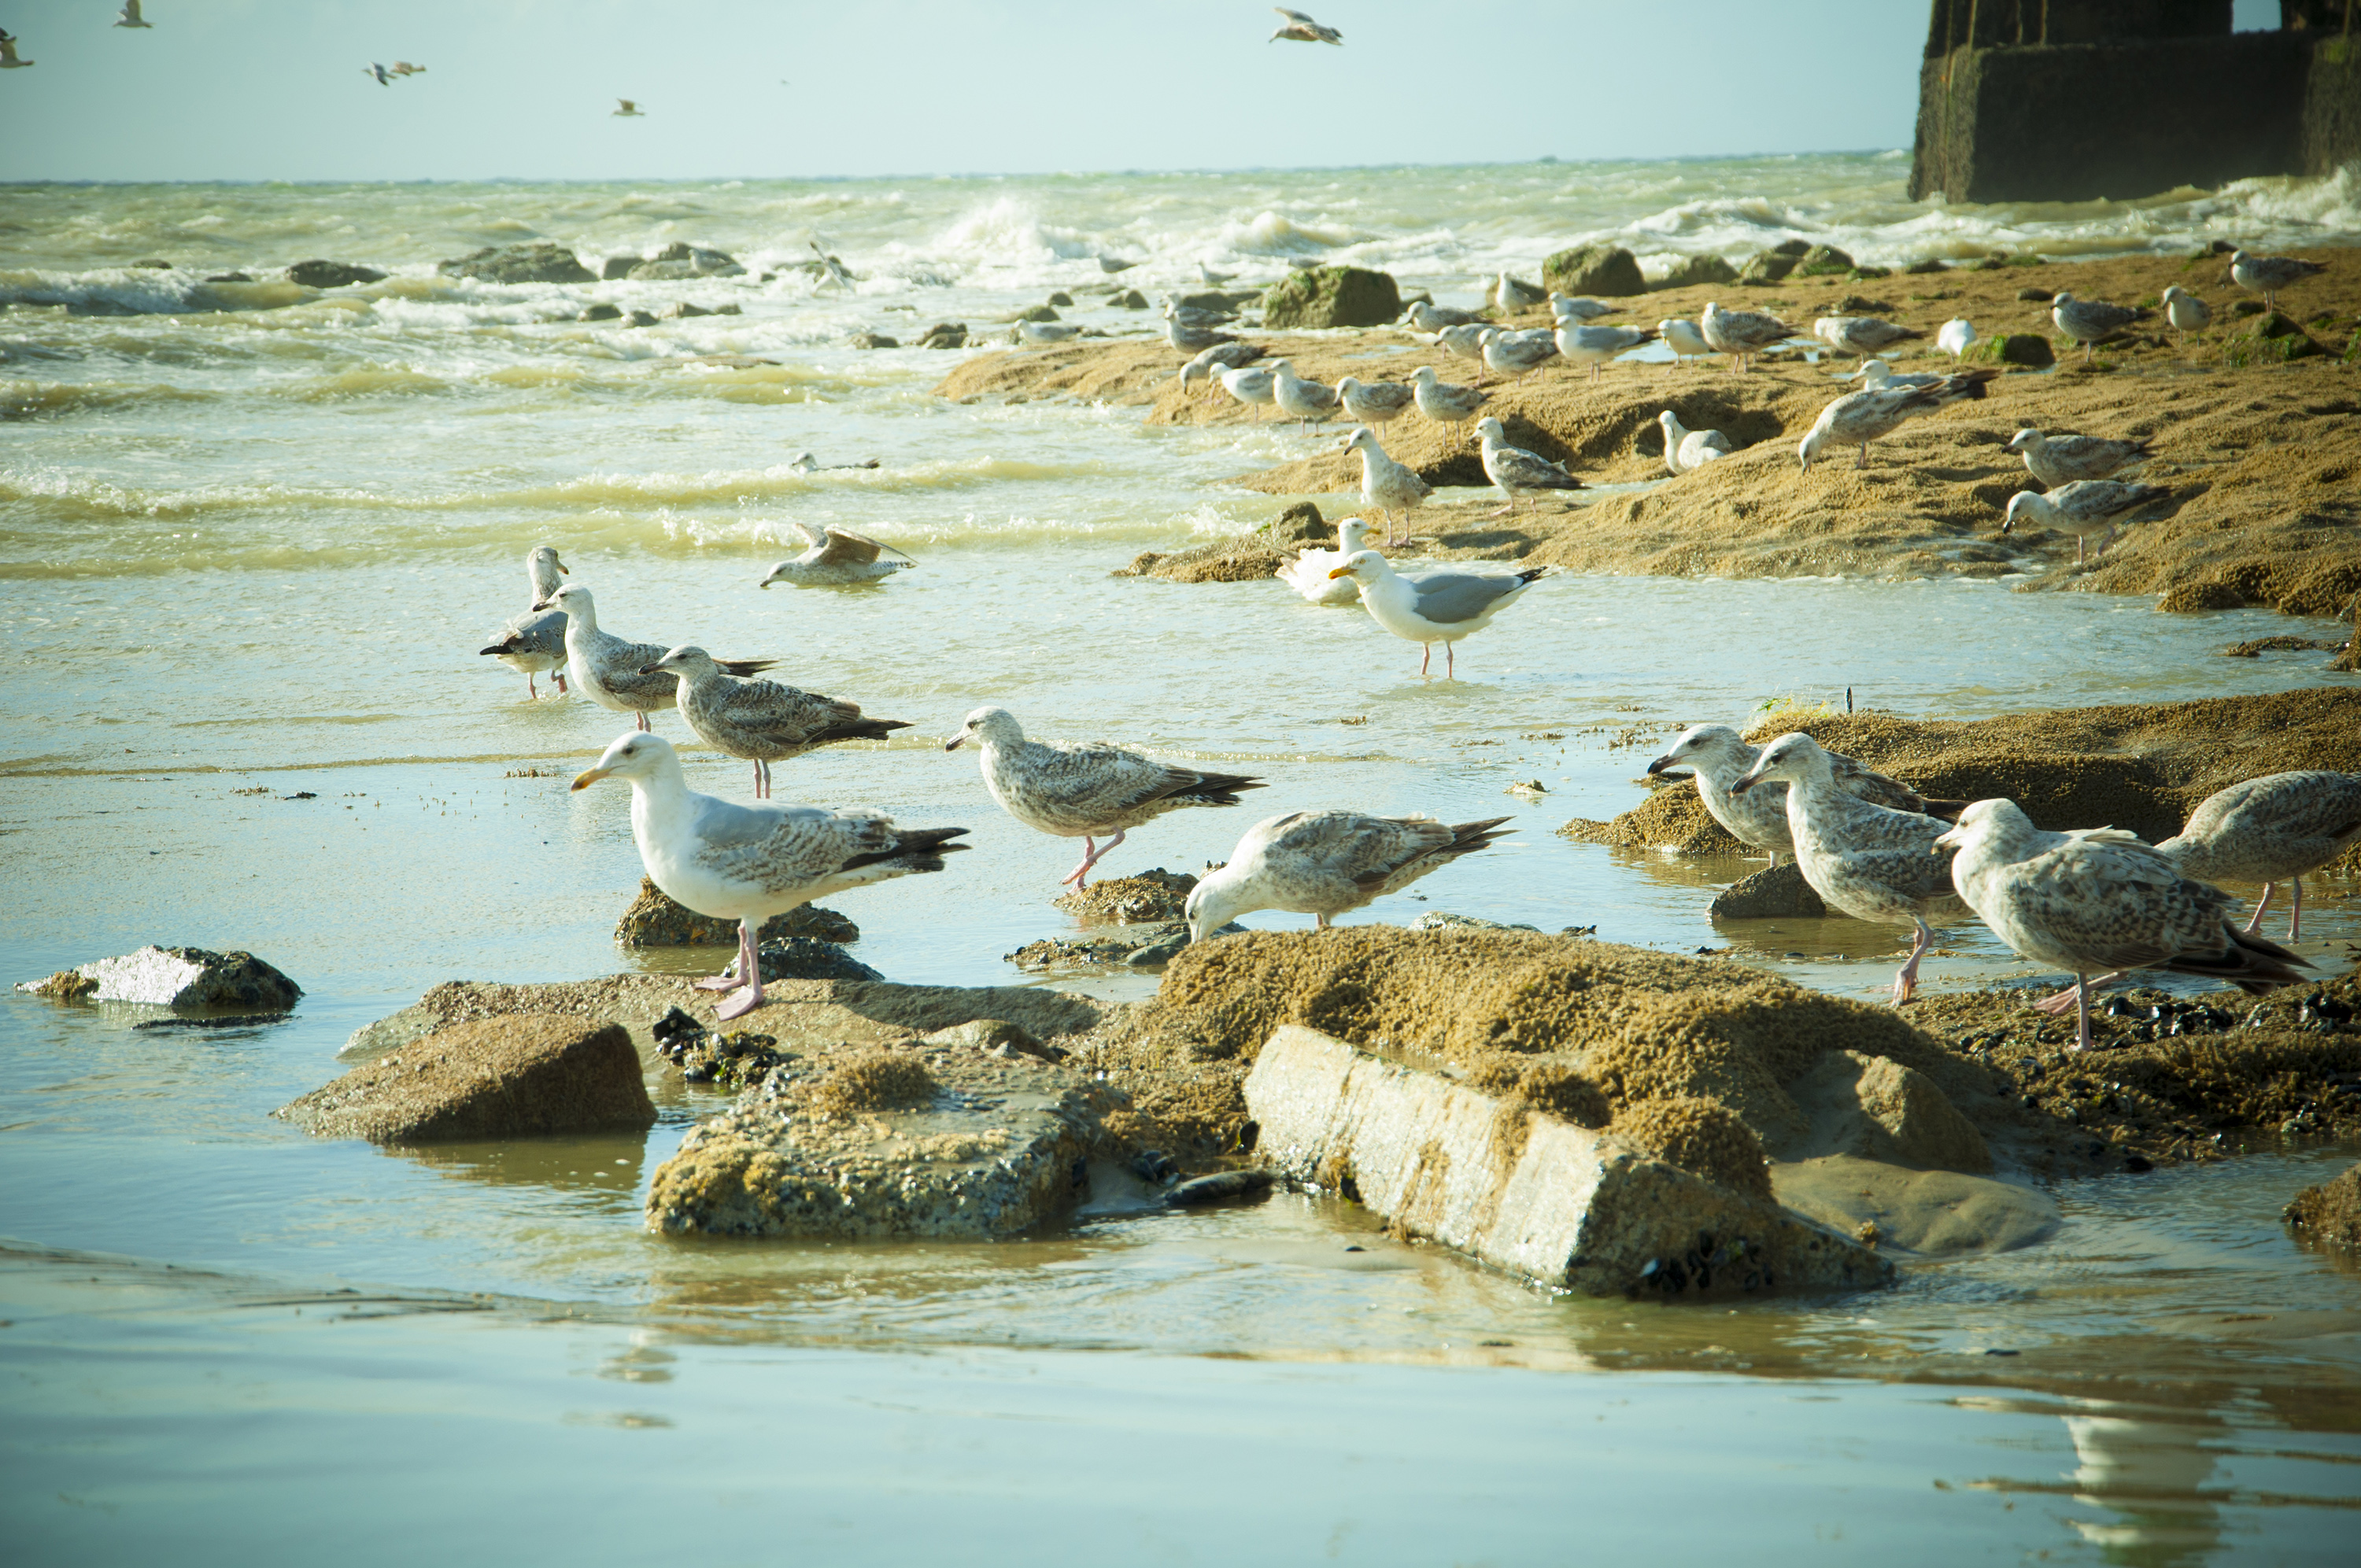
left=277, top=1015, right=654, bottom=1143
left=1967, top=331, right=2056, bottom=368
left=437, top=243, right=597, bottom=285
left=1709, top=861, right=1827, bottom=919
left=644, top=1037, right=1121, bottom=1238
left=2158, top=580, right=2247, bottom=612
left=1773, top=1156, right=2060, bottom=1256
left=1046, top=291, right=1074, bottom=308
left=1124, top=935, right=1192, bottom=968
left=626, top=242, right=743, bottom=280
left=849, top=331, right=899, bottom=349
left=1905, top=258, right=1950, bottom=275
left=625, top=310, right=659, bottom=328
left=1006, top=921, right=1223, bottom=972
left=1786, top=1050, right=1993, bottom=1172
left=1735, top=250, right=1799, bottom=286
left=1164, top=1169, right=1273, bottom=1207
left=615, top=876, right=858, bottom=947
left=755, top=939, right=883, bottom=984
left=2016, top=285, right=2056, bottom=302
left=924, top=1017, right=1063, bottom=1063
left=578, top=302, right=623, bottom=322
left=204, top=272, right=253, bottom=283
left=2230, top=310, right=2322, bottom=362
left=600, top=256, right=637, bottom=280
left=1406, top=911, right=1541, bottom=932
left=1653, top=253, right=1738, bottom=290
left=1109, top=500, right=1329, bottom=584
left=131, top=258, right=173, bottom=270
left=2284, top=1161, right=2361, bottom=1250
left=1792, top=244, right=1855, bottom=277
left=916, top=321, right=968, bottom=349
left=1055, top=869, right=1197, bottom=922
left=661, top=301, right=713, bottom=319
left=2232, top=299, right=2267, bottom=317
left=19, top=945, right=301, bottom=1011
left=1107, top=289, right=1150, bottom=309
left=1541, top=242, right=1646, bottom=298
left=1247, top=1026, right=1891, bottom=1297
left=628, top=260, right=699, bottom=282
left=1260, top=266, right=1402, bottom=329
left=1012, top=304, right=1061, bottom=323
left=285, top=260, right=386, bottom=289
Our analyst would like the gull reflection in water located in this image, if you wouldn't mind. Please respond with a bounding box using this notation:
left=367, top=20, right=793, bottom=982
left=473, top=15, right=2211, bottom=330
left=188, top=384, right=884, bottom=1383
left=2063, top=1414, right=2223, bottom=1566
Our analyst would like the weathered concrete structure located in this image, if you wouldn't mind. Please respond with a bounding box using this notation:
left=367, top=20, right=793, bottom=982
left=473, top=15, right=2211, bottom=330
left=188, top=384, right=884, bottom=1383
left=1911, top=2, right=2361, bottom=203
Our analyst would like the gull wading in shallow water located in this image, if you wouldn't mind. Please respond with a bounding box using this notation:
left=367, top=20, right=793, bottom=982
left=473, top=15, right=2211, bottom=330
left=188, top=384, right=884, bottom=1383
left=1341, top=426, right=1431, bottom=547
left=478, top=544, right=571, bottom=698
left=1269, top=7, right=1343, bottom=45
left=1648, top=724, right=1957, bottom=869
left=944, top=707, right=1265, bottom=890
left=1936, top=798, right=2308, bottom=1052
left=1184, top=811, right=1515, bottom=942
left=572, top=732, right=967, bottom=1020
left=2001, top=481, right=2168, bottom=563
left=2157, top=771, right=2361, bottom=942
left=646, top=646, right=911, bottom=800
left=1731, top=733, right=1968, bottom=1005
left=1474, top=415, right=1583, bottom=515
left=535, top=582, right=776, bottom=732
left=1796, top=371, right=1993, bottom=470
left=1277, top=515, right=1376, bottom=605
left=1326, top=551, right=1552, bottom=680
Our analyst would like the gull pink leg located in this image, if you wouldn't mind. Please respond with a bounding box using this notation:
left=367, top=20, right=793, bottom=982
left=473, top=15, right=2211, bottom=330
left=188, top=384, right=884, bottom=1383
left=2243, top=883, right=2277, bottom=935
left=636, top=710, right=651, bottom=733
left=1062, top=837, right=1097, bottom=888
left=2072, top=973, right=2093, bottom=1051
left=1891, top=920, right=1934, bottom=1005
left=715, top=918, right=764, bottom=1021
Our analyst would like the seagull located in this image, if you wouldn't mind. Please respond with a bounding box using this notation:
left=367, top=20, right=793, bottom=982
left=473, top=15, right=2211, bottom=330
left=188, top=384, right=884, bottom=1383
left=1325, top=551, right=1552, bottom=680
left=1335, top=374, right=1413, bottom=429
left=1812, top=315, right=1923, bottom=358
left=1846, top=358, right=1945, bottom=391
left=1098, top=256, right=1140, bottom=274
left=1659, top=317, right=1712, bottom=367
left=1160, top=294, right=1236, bottom=330
left=2160, top=285, right=2211, bottom=343
left=1646, top=724, right=1958, bottom=868
left=1700, top=301, right=1798, bottom=372
left=2006, top=427, right=2152, bottom=487
left=1199, top=261, right=1236, bottom=286
left=1494, top=272, right=1546, bottom=313
left=1731, top=734, right=1966, bottom=1005
left=1269, top=7, right=1343, bottom=45
left=1277, top=516, right=1377, bottom=604
left=113, top=2, right=151, bottom=28
left=1268, top=358, right=1341, bottom=431
left=478, top=544, right=571, bottom=699
left=1410, top=364, right=1488, bottom=451
left=2001, top=481, right=2168, bottom=563
left=0, top=28, right=31, bottom=68
left=1405, top=301, right=1484, bottom=330
left=571, top=731, right=966, bottom=1020
left=390, top=61, right=427, bottom=76
left=1179, top=341, right=1264, bottom=402
left=1796, top=371, right=1994, bottom=470
left=1936, top=798, right=2307, bottom=1051
left=646, top=646, right=911, bottom=799
left=1165, top=315, right=1238, bottom=353
left=1937, top=318, right=1976, bottom=359
left=534, top=582, right=775, bottom=732
left=2229, top=248, right=2326, bottom=310
left=1478, top=326, right=1558, bottom=383
left=1184, top=811, right=1515, bottom=942
left=1656, top=410, right=1732, bottom=475
left=2158, top=771, right=2361, bottom=942
left=364, top=62, right=393, bottom=86
left=1474, top=415, right=1583, bottom=515
left=1016, top=320, right=1080, bottom=345
left=2049, top=292, right=2146, bottom=362
left=1214, top=363, right=1277, bottom=416
left=758, top=521, right=916, bottom=588
left=944, top=707, right=1265, bottom=889
left=1555, top=319, right=1656, bottom=379
left=1550, top=293, right=1616, bottom=323
left=613, top=98, right=645, bottom=116
left=1342, top=426, right=1433, bottom=548
left=1433, top=322, right=1492, bottom=365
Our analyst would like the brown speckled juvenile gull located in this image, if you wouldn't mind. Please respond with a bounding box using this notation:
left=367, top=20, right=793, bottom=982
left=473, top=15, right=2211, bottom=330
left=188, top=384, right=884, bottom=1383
left=1937, top=798, right=2310, bottom=1051
left=478, top=544, right=571, bottom=698
left=1410, top=365, right=1487, bottom=449
left=1731, top=734, right=1967, bottom=1003
left=944, top=706, right=1265, bottom=889
left=1646, top=724, right=1956, bottom=868
left=571, top=732, right=966, bottom=1020
left=536, top=582, right=775, bottom=732
left=1473, top=415, right=1583, bottom=517
left=2001, top=480, right=2168, bottom=564
left=1699, top=301, right=1797, bottom=372
left=2157, top=770, right=2361, bottom=941
left=2049, top=292, right=2145, bottom=362
left=2229, top=248, right=2326, bottom=310
left=1797, top=371, right=1994, bottom=470
left=1342, top=426, right=1431, bottom=547
left=1184, top=810, right=1514, bottom=941
left=1812, top=315, right=1922, bottom=358
left=647, top=646, right=911, bottom=799
left=2006, top=427, right=2151, bottom=486
left=758, top=520, right=914, bottom=588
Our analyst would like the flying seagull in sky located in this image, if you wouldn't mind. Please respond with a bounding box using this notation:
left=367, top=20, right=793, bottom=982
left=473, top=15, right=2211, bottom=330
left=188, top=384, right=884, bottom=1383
left=0, top=28, right=31, bottom=68
left=114, top=2, right=152, bottom=28
left=363, top=62, right=393, bottom=86
left=1270, top=8, right=1343, bottom=44
left=613, top=98, right=644, bottom=116
left=391, top=61, right=426, bottom=76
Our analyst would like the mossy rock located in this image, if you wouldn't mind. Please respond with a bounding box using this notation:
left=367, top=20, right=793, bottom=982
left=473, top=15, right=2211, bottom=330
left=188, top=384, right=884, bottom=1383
left=1013, top=304, right=1061, bottom=323
left=1966, top=332, right=2056, bottom=368
left=1261, top=266, right=1402, bottom=329
left=1792, top=244, right=1855, bottom=278
left=1905, top=258, right=1950, bottom=275
left=1736, top=249, right=1799, bottom=286
left=2156, top=581, right=2247, bottom=613
left=1107, top=289, right=1149, bottom=309
left=1653, top=253, right=1738, bottom=290
left=1542, top=242, right=1646, bottom=298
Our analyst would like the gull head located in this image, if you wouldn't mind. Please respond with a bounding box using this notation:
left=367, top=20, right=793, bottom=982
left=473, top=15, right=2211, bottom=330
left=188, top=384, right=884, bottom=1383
left=529, top=544, right=569, bottom=574
left=944, top=704, right=1022, bottom=753
left=2049, top=291, right=2077, bottom=308
left=787, top=451, right=818, bottom=473
left=1325, top=548, right=1389, bottom=585
left=1932, top=797, right=2024, bottom=857
left=1647, top=722, right=1742, bottom=779
left=1340, top=425, right=1379, bottom=454
left=1730, top=732, right=1826, bottom=795
left=1472, top=415, right=1506, bottom=445
left=1265, top=358, right=1294, bottom=378
left=2005, top=428, right=2041, bottom=454
left=2228, top=248, right=2252, bottom=265
left=1846, top=358, right=1891, bottom=382
left=1182, top=868, right=1246, bottom=946
left=1796, top=426, right=1830, bottom=472
left=534, top=581, right=593, bottom=618
left=573, top=730, right=678, bottom=792
left=756, top=560, right=800, bottom=589
left=2000, top=490, right=2050, bottom=534
left=1410, top=364, right=1439, bottom=387
left=641, top=644, right=715, bottom=681
left=1657, top=409, right=1682, bottom=441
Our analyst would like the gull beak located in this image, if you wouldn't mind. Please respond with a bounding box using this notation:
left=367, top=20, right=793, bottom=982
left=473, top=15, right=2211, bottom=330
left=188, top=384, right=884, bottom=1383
left=1931, top=828, right=1960, bottom=854
left=1644, top=754, right=1674, bottom=776
left=571, top=767, right=609, bottom=791
left=558, top=561, right=569, bottom=574
left=637, top=664, right=663, bottom=677
left=944, top=733, right=966, bottom=752
left=1728, top=773, right=1761, bottom=795
left=1326, top=566, right=1351, bottom=580
left=530, top=599, right=555, bottom=611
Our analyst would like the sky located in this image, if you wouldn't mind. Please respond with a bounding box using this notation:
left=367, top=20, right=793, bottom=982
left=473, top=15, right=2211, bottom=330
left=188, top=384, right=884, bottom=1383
left=0, top=0, right=2291, bottom=183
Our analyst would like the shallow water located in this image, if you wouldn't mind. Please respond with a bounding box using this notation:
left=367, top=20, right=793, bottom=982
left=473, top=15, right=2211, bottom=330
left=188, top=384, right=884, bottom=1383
left=5, top=168, right=2361, bottom=1556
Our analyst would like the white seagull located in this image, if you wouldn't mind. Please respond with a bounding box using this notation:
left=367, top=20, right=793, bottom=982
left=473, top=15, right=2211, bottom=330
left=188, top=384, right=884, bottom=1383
left=1410, top=364, right=1488, bottom=450
left=1700, top=301, right=1798, bottom=372
left=2160, top=286, right=2211, bottom=343
left=2006, top=427, right=2152, bottom=487
left=1478, top=326, right=1558, bottom=382
left=2001, top=481, right=2168, bottom=563
left=613, top=99, right=645, bottom=116
left=646, top=646, right=910, bottom=799
left=1335, top=374, right=1414, bottom=429
left=1184, top=811, right=1515, bottom=941
left=0, top=28, right=31, bottom=68
left=1215, top=363, right=1278, bottom=416
left=1341, top=426, right=1432, bottom=547
left=1659, top=317, right=1712, bottom=367
left=1326, top=551, right=1552, bottom=680
left=1656, top=410, right=1732, bottom=476
left=478, top=544, right=571, bottom=699
left=534, top=582, right=776, bottom=732
left=1812, top=315, right=1922, bottom=358
left=1269, top=7, right=1343, bottom=44
left=2228, top=249, right=2326, bottom=311
left=2049, top=292, right=2145, bottom=362
left=1795, top=370, right=1993, bottom=470
left=1556, top=319, right=1656, bottom=379
left=1550, top=293, right=1616, bottom=323
left=1937, top=318, right=1976, bottom=359
left=114, top=2, right=152, bottom=28
left=1277, top=516, right=1377, bottom=605
left=1268, top=357, right=1341, bottom=431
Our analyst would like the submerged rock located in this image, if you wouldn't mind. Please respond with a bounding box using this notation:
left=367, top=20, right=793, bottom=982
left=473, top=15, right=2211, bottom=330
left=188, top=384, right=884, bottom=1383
left=285, top=260, right=386, bottom=289
left=1709, top=861, right=1827, bottom=919
left=1112, top=500, right=1328, bottom=584
left=277, top=1014, right=653, bottom=1143
left=2284, top=1162, right=2361, bottom=1251
left=753, top=938, right=882, bottom=984
left=627, top=242, right=744, bottom=280
left=916, top=321, right=968, bottom=349
left=1055, top=869, right=1198, bottom=922
left=578, top=302, right=623, bottom=322
left=615, top=876, right=857, bottom=947
left=19, top=945, right=301, bottom=1011
left=1542, top=242, right=1646, bottom=298
left=437, top=244, right=597, bottom=285
left=1260, top=266, right=1402, bottom=329
left=1786, top=1050, right=1993, bottom=1172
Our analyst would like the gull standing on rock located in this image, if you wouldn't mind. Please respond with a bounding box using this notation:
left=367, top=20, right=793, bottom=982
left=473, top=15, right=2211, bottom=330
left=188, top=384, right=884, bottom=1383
left=1406, top=301, right=1483, bottom=330
left=1184, top=811, right=1516, bottom=941
left=1277, top=517, right=1377, bottom=605
left=572, top=732, right=966, bottom=1020
left=1479, top=327, right=1558, bottom=383
left=1556, top=319, right=1657, bottom=379
left=1937, top=798, right=2308, bottom=1051
left=758, top=521, right=915, bottom=588
left=2001, top=481, right=2168, bottom=563
left=647, top=646, right=911, bottom=799
left=1938, top=318, right=1976, bottom=359
left=1813, top=316, right=1923, bottom=358
left=944, top=707, right=1265, bottom=890
left=1269, top=358, right=1341, bottom=432
left=1646, top=723, right=1958, bottom=868
left=1475, top=415, right=1583, bottom=515
left=1550, top=293, right=1616, bottom=324
left=1660, top=317, right=1712, bottom=367
left=1796, top=370, right=1994, bottom=470
left=1656, top=411, right=1732, bottom=475
left=1269, top=7, right=1343, bottom=44
left=1336, top=374, right=1413, bottom=430
left=2229, top=249, right=2326, bottom=310
left=2160, top=286, right=2211, bottom=344
left=2158, top=771, right=2361, bottom=942
left=1326, top=552, right=1552, bottom=680
left=535, top=582, right=775, bottom=732
left=2049, top=292, right=2146, bottom=362
left=1731, top=734, right=1966, bottom=1004
left=1215, top=362, right=1277, bottom=418
left=1410, top=364, right=1487, bottom=450
left=478, top=544, right=571, bottom=699
left=1700, top=301, right=1797, bottom=373
left=2007, top=427, right=2151, bottom=486
left=1342, top=426, right=1432, bottom=548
